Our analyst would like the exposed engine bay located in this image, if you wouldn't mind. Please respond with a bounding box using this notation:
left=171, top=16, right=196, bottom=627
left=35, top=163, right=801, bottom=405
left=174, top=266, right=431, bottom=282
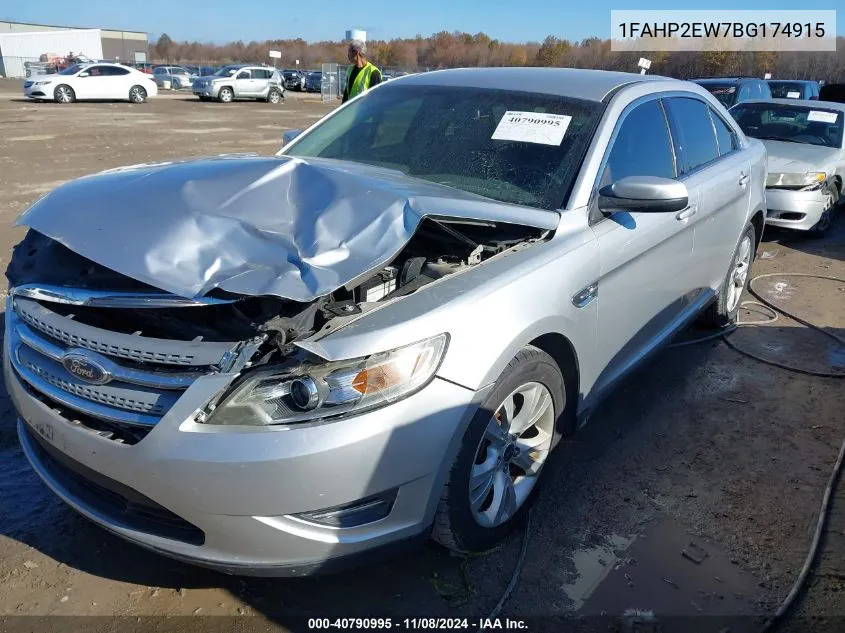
left=6, top=218, right=547, bottom=366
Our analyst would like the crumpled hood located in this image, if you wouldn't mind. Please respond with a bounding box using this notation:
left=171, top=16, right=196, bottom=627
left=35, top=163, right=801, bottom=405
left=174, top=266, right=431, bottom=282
left=16, top=155, right=559, bottom=302
left=763, top=140, right=840, bottom=174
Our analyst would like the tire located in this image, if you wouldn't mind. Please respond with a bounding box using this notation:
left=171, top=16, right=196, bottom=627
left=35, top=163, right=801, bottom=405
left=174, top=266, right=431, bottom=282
left=128, top=85, right=147, bottom=104
left=432, top=346, right=566, bottom=553
left=218, top=87, right=234, bottom=103
left=53, top=84, right=75, bottom=104
left=267, top=89, right=283, bottom=104
left=701, top=223, right=756, bottom=328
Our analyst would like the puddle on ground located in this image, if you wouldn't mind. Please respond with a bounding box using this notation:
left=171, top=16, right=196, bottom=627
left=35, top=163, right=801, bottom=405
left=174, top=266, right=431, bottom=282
left=577, top=518, right=763, bottom=629
left=561, top=535, right=634, bottom=609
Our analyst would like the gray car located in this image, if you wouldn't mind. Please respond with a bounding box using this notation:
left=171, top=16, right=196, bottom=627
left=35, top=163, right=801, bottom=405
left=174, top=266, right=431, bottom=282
left=192, top=64, right=285, bottom=103
left=152, top=65, right=194, bottom=90
left=730, top=99, right=844, bottom=235
left=4, top=68, right=766, bottom=575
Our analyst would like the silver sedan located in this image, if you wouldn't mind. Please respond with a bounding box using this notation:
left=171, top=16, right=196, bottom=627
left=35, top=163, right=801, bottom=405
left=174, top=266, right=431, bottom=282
left=730, top=98, right=844, bottom=236
left=5, top=68, right=766, bottom=575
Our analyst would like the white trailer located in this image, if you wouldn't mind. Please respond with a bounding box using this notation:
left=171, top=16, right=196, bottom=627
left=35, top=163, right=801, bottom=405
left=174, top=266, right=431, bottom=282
left=0, top=29, right=104, bottom=78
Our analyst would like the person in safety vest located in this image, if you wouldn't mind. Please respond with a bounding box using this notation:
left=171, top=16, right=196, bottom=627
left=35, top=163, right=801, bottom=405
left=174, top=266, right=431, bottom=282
left=342, top=39, right=382, bottom=103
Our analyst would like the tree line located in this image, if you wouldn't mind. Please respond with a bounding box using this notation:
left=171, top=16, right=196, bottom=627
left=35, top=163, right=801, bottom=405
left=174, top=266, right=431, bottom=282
left=150, top=32, right=845, bottom=81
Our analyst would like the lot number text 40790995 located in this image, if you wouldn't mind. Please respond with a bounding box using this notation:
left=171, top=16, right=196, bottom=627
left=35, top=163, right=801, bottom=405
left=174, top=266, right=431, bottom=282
left=307, top=618, right=529, bottom=630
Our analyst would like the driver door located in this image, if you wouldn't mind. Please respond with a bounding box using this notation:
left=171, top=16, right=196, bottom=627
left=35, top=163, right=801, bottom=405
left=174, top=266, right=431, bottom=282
left=74, top=65, right=110, bottom=99
left=589, top=96, right=697, bottom=399
left=233, top=69, right=255, bottom=97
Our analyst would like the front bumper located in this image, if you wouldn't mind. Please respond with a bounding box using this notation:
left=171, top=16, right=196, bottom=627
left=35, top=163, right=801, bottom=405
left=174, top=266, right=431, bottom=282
left=23, top=84, right=51, bottom=99
left=192, top=85, right=217, bottom=98
left=765, top=187, right=834, bottom=231
left=4, top=327, right=479, bottom=575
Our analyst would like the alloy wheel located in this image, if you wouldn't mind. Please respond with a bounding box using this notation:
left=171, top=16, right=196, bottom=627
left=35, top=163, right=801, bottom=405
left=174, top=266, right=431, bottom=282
left=469, top=381, right=555, bottom=528
left=727, top=235, right=752, bottom=313
left=130, top=87, right=146, bottom=103
left=56, top=86, right=72, bottom=103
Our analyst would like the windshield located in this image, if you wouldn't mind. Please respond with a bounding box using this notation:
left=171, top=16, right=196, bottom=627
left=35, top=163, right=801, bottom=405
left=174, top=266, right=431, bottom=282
left=730, top=103, right=844, bottom=148
left=696, top=83, right=738, bottom=108
left=768, top=82, right=806, bottom=99
left=286, top=85, right=603, bottom=209
left=214, top=65, right=241, bottom=77
left=59, top=64, right=85, bottom=76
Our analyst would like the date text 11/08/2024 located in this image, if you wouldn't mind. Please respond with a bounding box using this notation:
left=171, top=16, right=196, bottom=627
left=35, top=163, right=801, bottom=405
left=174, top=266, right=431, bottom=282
left=307, top=618, right=529, bottom=630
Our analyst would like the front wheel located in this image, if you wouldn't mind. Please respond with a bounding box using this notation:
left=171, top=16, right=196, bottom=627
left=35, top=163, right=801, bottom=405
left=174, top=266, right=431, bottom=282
left=54, top=84, right=75, bottom=104
left=808, top=207, right=833, bottom=239
left=432, top=346, right=566, bottom=553
left=128, top=85, right=147, bottom=103
left=218, top=87, right=234, bottom=103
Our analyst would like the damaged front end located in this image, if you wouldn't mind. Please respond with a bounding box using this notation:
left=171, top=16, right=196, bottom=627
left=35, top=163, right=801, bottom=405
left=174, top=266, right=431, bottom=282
left=6, top=157, right=551, bottom=440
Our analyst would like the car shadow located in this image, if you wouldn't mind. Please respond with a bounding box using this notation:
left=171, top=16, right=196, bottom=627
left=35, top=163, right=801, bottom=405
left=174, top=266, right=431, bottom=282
left=760, top=204, right=845, bottom=261
left=1, top=278, right=843, bottom=627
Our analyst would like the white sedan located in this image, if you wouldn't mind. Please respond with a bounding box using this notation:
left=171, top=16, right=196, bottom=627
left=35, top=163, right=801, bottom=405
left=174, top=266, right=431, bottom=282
left=23, top=63, right=159, bottom=104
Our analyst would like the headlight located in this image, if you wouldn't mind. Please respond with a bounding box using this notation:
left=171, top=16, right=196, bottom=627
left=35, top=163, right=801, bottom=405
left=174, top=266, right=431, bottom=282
left=34, top=81, right=52, bottom=86
left=206, top=333, right=449, bottom=426
left=766, top=172, right=826, bottom=188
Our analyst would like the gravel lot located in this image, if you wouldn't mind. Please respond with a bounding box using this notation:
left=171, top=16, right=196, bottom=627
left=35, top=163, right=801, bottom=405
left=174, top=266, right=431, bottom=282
left=0, top=79, right=844, bottom=632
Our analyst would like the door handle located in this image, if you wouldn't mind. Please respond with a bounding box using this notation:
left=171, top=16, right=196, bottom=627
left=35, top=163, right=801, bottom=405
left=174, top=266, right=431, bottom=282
left=675, top=205, right=698, bottom=221
left=738, top=173, right=750, bottom=188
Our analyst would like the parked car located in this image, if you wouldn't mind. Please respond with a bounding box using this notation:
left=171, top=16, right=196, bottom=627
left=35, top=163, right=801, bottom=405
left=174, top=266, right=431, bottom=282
left=5, top=68, right=766, bottom=575
left=305, top=71, right=323, bottom=92
left=192, top=65, right=285, bottom=103
left=282, top=69, right=306, bottom=91
left=691, top=77, right=772, bottom=109
left=152, top=66, right=194, bottom=90
left=729, top=99, right=844, bottom=236
left=819, top=83, right=845, bottom=104
left=767, top=80, right=820, bottom=100
left=23, top=62, right=158, bottom=103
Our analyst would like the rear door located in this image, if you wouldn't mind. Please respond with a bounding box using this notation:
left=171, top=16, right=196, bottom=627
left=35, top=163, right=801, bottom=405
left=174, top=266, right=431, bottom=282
left=590, top=96, right=697, bottom=398
left=251, top=68, right=272, bottom=96
left=663, top=96, right=752, bottom=296
left=101, top=65, right=132, bottom=99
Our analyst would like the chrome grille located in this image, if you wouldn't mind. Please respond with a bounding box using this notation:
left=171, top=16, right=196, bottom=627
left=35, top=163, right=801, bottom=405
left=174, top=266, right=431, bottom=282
left=7, top=287, right=243, bottom=431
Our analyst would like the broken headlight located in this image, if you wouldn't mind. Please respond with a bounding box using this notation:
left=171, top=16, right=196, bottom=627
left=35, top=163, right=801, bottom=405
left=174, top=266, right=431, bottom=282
left=206, top=333, right=449, bottom=426
left=766, top=171, right=827, bottom=189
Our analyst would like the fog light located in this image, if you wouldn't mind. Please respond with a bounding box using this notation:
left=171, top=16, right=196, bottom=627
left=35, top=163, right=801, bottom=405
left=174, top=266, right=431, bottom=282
left=296, top=490, right=397, bottom=528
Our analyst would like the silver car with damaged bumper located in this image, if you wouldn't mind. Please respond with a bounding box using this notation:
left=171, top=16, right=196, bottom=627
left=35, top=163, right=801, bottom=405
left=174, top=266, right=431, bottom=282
left=4, top=68, right=766, bottom=575
left=730, top=99, right=844, bottom=236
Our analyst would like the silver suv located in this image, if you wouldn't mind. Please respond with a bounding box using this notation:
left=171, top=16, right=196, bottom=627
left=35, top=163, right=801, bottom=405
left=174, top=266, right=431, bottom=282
left=192, top=64, right=285, bottom=103
left=5, top=68, right=766, bottom=575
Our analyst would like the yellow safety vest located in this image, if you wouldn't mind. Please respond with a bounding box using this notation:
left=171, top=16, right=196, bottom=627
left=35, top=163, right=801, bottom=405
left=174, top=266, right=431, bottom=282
left=347, top=62, right=378, bottom=100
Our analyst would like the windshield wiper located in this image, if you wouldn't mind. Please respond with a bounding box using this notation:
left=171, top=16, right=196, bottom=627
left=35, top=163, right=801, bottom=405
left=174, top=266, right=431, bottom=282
left=755, top=135, right=801, bottom=144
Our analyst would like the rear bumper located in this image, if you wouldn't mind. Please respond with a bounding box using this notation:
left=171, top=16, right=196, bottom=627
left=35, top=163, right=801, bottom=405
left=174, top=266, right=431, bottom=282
left=765, top=187, right=833, bottom=231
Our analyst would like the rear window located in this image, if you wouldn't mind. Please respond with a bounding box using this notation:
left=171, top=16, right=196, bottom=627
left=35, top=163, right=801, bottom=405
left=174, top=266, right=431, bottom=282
left=768, top=82, right=806, bottom=99
left=696, top=83, right=737, bottom=108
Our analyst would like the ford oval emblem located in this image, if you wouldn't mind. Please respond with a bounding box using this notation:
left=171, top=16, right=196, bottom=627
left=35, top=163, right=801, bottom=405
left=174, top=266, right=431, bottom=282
left=61, top=352, right=111, bottom=386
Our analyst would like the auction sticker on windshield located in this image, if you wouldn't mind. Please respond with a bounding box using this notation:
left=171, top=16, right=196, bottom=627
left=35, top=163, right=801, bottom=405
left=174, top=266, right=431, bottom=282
left=787, top=91, right=801, bottom=98
left=807, top=110, right=838, bottom=124
left=492, top=111, right=572, bottom=146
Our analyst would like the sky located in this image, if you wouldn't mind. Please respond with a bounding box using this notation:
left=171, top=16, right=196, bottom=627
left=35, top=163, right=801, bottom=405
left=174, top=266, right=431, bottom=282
left=3, top=0, right=843, bottom=44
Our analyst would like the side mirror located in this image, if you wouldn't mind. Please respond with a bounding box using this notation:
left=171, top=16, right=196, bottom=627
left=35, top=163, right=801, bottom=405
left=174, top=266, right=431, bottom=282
left=283, top=129, right=303, bottom=145
left=78, top=72, right=89, bottom=77
left=598, top=176, right=689, bottom=213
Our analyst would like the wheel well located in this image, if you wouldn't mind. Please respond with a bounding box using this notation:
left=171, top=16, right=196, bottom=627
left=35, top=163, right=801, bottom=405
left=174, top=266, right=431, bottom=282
left=750, top=209, right=765, bottom=249
left=529, top=333, right=579, bottom=429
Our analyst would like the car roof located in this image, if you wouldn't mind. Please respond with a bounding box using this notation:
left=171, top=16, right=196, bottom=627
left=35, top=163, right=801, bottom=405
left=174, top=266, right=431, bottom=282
left=737, top=98, right=845, bottom=112
left=392, top=67, right=682, bottom=102
left=767, top=79, right=818, bottom=84
left=692, top=77, right=760, bottom=84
